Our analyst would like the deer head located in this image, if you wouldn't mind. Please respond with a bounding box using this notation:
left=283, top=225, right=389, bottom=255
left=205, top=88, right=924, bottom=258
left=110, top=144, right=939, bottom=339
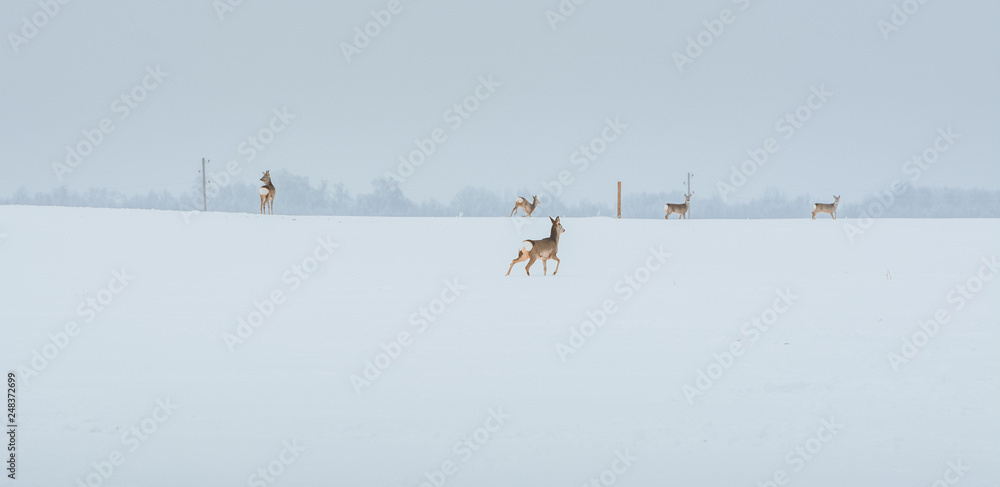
left=549, top=216, right=565, bottom=238
left=260, top=170, right=271, bottom=185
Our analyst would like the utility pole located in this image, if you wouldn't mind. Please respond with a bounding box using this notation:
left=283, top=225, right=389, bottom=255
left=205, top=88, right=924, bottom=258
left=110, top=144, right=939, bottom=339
left=201, top=158, right=209, bottom=211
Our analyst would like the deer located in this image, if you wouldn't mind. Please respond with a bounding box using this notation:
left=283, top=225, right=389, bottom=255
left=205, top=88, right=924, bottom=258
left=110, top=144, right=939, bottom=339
left=510, top=195, right=539, bottom=217
left=664, top=193, right=692, bottom=220
left=259, top=170, right=275, bottom=215
left=506, top=216, right=565, bottom=276
left=811, top=195, right=840, bottom=220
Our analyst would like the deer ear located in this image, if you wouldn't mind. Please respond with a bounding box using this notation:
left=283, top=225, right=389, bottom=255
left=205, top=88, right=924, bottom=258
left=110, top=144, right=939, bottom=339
left=549, top=216, right=555, bottom=223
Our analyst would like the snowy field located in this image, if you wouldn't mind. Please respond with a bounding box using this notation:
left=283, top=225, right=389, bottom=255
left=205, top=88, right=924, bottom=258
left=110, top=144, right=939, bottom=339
left=1, top=205, right=998, bottom=486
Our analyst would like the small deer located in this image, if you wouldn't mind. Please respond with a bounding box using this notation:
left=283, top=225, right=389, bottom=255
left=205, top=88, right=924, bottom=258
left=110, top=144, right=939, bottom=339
left=664, top=193, right=692, bottom=220
left=259, top=170, right=275, bottom=215
left=510, top=195, right=539, bottom=217
left=506, top=216, right=565, bottom=276
left=811, top=195, right=840, bottom=220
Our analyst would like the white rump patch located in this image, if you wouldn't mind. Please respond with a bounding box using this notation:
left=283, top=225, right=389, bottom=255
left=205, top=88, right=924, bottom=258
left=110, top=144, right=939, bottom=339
left=516, top=197, right=525, bottom=204
left=521, top=241, right=533, bottom=252
left=259, top=187, right=270, bottom=196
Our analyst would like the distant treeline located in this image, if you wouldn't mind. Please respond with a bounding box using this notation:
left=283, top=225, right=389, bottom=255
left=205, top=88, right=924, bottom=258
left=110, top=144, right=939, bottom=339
left=2, top=170, right=998, bottom=218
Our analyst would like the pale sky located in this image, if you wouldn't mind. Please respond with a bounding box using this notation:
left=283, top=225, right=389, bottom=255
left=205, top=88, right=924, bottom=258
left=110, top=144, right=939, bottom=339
left=2, top=0, right=997, bottom=204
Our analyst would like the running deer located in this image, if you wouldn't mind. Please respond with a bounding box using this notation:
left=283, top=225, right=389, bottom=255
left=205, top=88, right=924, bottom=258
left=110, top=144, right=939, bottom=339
left=811, top=195, right=840, bottom=220
left=506, top=216, right=565, bottom=276
left=510, top=195, right=539, bottom=217
left=259, top=170, right=275, bottom=215
left=664, top=193, right=692, bottom=220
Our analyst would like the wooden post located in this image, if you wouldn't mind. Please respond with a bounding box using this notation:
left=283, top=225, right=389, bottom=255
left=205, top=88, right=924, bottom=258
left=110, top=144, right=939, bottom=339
left=617, top=181, right=622, bottom=219
left=201, top=158, right=207, bottom=211
left=686, top=172, right=693, bottom=219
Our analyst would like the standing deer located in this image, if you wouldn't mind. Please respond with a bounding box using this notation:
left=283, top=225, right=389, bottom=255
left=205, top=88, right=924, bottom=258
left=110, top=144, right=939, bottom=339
left=811, top=195, right=840, bottom=220
left=259, top=170, right=275, bottom=215
left=510, top=195, right=539, bottom=217
left=664, top=193, right=692, bottom=220
left=506, top=216, right=565, bottom=276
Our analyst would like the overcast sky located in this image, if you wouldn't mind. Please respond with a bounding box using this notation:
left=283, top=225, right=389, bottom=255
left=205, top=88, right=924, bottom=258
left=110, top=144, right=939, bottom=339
left=2, top=0, right=997, bottom=205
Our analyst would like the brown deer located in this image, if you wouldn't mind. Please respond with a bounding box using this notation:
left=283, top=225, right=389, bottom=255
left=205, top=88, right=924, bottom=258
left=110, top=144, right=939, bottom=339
left=506, top=216, right=565, bottom=276
left=811, top=195, right=840, bottom=220
left=664, top=193, right=692, bottom=219
left=259, top=171, right=275, bottom=215
left=510, top=195, right=539, bottom=217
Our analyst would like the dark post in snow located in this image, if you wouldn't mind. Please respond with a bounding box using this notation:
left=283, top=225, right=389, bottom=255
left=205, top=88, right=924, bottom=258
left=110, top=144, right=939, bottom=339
left=201, top=158, right=208, bottom=211
left=617, top=181, right=622, bottom=219
left=685, top=172, right=694, bottom=218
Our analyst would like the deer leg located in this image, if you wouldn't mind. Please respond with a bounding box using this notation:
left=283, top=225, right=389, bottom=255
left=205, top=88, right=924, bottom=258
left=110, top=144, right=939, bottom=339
left=506, top=250, right=528, bottom=276
left=542, top=259, right=548, bottom=275
left=260, top=195, right=265, bottom=214
left=510, top=206, right=517, bottom=217
left=552, top=255, right=560, bottom=275
left=832, top=211, right=837, bottom=220
left=525, top=256, right=537, bottom=276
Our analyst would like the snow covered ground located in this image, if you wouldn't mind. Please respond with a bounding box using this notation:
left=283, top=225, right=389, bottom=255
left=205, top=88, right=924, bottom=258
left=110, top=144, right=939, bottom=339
left=1, top=205, right=998, bottom=486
